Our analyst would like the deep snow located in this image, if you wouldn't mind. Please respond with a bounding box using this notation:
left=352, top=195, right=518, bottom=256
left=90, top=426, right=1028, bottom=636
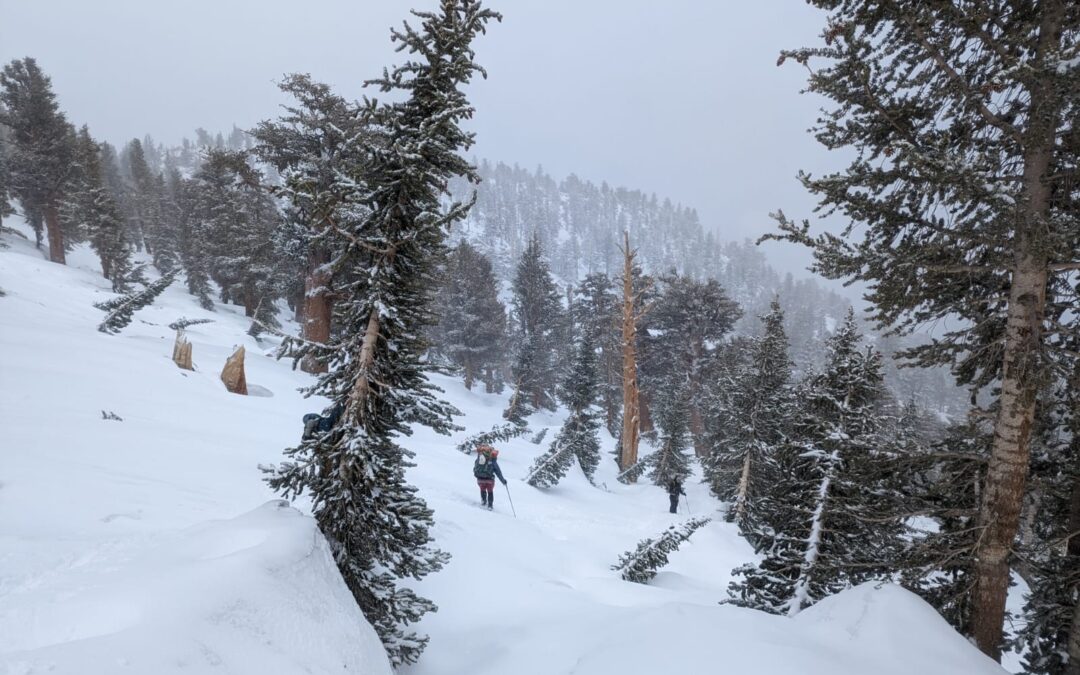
left=0, top=219, right=1006, bottom=674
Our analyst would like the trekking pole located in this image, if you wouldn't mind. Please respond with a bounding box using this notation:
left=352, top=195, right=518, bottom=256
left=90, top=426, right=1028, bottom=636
left=504, top=482, right=518, bottom=518
left=683, top=493, right=693, bottom=515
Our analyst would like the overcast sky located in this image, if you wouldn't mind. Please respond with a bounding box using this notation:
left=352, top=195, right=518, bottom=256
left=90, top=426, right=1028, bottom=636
left=0, top=0, right=847, bottom=283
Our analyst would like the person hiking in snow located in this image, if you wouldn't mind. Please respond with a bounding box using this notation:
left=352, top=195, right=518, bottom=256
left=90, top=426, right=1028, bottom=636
left=473, top=444, right=506, bottom=510
left=666, top=478, right=686, bottom=514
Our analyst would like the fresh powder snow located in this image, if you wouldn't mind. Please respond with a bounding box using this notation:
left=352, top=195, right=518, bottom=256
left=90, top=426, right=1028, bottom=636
left=0, top=219, right=1007, bottom=674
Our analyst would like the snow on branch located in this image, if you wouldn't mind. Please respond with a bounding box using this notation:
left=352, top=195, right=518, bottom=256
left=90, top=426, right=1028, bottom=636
left=612, top=517, right=712, bottom=584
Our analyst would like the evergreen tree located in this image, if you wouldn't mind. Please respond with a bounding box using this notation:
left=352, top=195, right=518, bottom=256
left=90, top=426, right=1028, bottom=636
left=612, top=517, right=711, bottom=584
left=639, top=273, right=741, bottom=454
left=251, top=73, right=369, bottom=373
left=765, top=3, right=1079, bottom=657
left=525, top=436, right=576, bottom=489
left=65, top=127, right=133, bottom=290
left=456, top=421, right=530, bottom=455
left=0, top=57, right=76, bottom=263
left=729, top=310, right=901, bottom=616
left=648, top=382, right=693, bottom=488
left=510, top=233, right=563, bottom=413
left=264, top=1, right=498, bottom=665
left=95, top=271, right=178, bottom=334
left=557, top=330, right=602, bottom=481
left=433, top=241, right=507, bottom=391
left=575, top=272, right=622, bottom=437
left=703, top=298, right=793, bottom=534
left=188, top=149, right=282, bottom=318
left=898, top=417, right=990, bottom=634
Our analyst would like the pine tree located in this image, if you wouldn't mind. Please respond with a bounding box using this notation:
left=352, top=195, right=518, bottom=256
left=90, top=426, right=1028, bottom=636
left=264, top=1, right=498, bottom=666
left=0, top=57, right=76, bottom=263
left=510, top=233, right=563, bottom=413
left=95, top=271, right=178, bottom=334
left=433, top=241, right=507, bottom=391
left=765, top=4, right=1079, bottom=658
left=557, top=330, right=602, bottom=482
left=525, top=436, right=576, bottom=489
left=456, top=421, right=530, bottom=455
left=898, top=417, right=990, bottom=635
left=612, top=517, right=711, bottom=584
left=703, top=298, right=793, bottom=534
left=575, top=272, right=622, bottom=437
left=648, top=382, right=694, bottom=488
left=188, top=149, right=282, bottom=319
left=251, top=73, right=368, bottom=373
left=729, top=310, right=901, bottom=615
left=639, top=273, right=741, bottom=455
left=65, top=127, right=133, bottom=290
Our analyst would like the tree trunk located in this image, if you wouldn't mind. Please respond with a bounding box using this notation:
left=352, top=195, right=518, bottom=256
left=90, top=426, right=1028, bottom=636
left=301, top=246, right=333, bottom=374
left=735, top=453, right=752, bottom=525
left=464, top=360, right=475, bottom=391
left=346, top=310, right=381, bottom=426
left=619, top=232, right=641, bottom=476
left=970, top=5, right=1060, bottom=652
left=43, top=203, right=65, bottom=264
left=243, top=284, right=256, bottom=318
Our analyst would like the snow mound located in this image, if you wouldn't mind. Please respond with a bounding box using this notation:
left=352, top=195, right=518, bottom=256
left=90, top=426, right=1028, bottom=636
left=0, top=501, right=392, bottom=675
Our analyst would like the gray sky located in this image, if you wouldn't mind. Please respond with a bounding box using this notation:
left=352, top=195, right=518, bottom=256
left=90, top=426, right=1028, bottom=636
left=0, top=0, right=846, bottom=282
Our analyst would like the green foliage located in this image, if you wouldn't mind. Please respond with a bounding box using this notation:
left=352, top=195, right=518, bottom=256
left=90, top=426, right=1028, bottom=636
left=613, top=517, right=711, bottom=584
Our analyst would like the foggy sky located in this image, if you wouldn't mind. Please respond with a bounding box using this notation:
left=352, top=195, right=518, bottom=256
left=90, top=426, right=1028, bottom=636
left=0, top=0, right=847, bottom=285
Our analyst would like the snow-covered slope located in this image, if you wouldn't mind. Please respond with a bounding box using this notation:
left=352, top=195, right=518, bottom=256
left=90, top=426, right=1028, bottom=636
left=0, top=220, right=1006, bottom=675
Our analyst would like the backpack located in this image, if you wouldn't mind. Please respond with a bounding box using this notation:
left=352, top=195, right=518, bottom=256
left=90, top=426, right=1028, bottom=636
left=473, top=447, right=496, bottom=479
left=302, top=413, right=322, bottom=441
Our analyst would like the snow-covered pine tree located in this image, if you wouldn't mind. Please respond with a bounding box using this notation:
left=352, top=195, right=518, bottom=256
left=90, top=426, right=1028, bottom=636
left=648, top=381, right=694, bottom=489
left=0, top=57, right=76, bottom=263
left=510, top=233, right=563, bottom=413
left=612, top=517, right=711, bottom=584
left=525, top=436, right=575, bottom=489
left=729, top=310, right=901, bottom=616
left=123, top=138, right=175, bottom=267
left=898, top=417, right=990, bottom=635
left=703, top=298, right=792, bottom=534
left=188, top=149, right=282, bottom=319
left=95, top=271, right=178, bottom=334
left=556, top=329, right=602, bottom=482
left=251, top=73, right=368, bottom=374
left=639, top=273, right=741, bottom=455
left=575, top=272, right=622, bottom=437
left=456, top=421, right=530, bottom=455
left=433, top=241, right=507, bottom=391
left=765, top=3, right=1079, bottom=658
left=264, top=1, right=498, bottom=666
left=65, top=126, right=133, bottom=290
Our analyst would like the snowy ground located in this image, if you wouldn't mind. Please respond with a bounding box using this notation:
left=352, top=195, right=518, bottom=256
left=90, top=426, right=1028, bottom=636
left=0, top=219, right=1007, bottom=674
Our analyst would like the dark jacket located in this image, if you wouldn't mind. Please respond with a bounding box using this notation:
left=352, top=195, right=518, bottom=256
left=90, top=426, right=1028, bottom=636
left=666, top=480, right=686, bottom=497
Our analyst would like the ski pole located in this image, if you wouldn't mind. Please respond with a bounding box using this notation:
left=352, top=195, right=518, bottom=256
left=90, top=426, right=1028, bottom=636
left=504, top=481, right=518, bottom=518
left=683, top=493, right=692, bottom=515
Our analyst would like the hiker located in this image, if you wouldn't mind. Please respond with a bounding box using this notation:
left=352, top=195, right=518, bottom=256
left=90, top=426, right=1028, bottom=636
left=666, top=478, right=686, bottom=514
left=473, top=444, right=507, bottom=510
